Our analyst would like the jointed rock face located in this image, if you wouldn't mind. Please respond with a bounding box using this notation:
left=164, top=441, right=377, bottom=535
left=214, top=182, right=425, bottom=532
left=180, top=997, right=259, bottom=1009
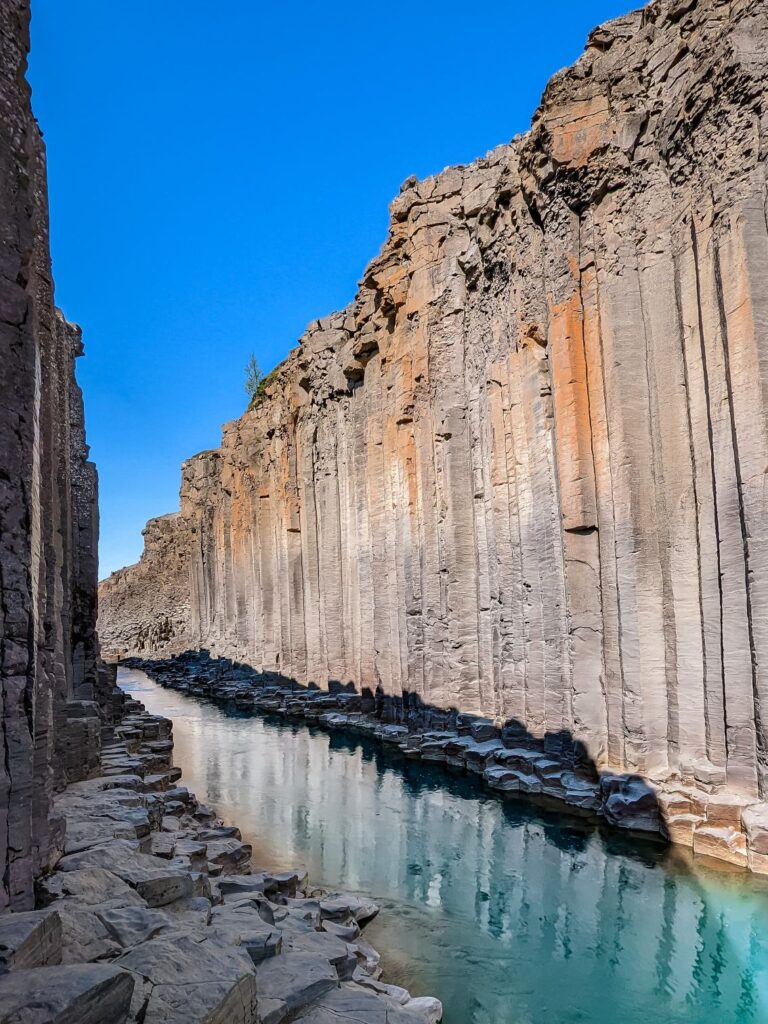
left=0, top=2, right=104, bottom=911
left=101, top=0, right=768, bottom=813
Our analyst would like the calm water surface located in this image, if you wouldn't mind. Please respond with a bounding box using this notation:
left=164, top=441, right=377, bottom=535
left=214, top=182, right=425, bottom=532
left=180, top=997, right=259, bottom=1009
left=121, top=667, right=768, bottom=1024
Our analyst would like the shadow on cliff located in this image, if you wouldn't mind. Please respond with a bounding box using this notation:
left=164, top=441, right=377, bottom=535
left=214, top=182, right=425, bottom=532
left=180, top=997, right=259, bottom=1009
left=120, top=649, right=689, bottom=871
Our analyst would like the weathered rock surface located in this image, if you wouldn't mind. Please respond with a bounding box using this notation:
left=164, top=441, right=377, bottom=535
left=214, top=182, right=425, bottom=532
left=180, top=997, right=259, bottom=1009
left=116, top=931, right=259, bottom=1024
left=0, top=0, right=106, bottom=912
left=0, top=683, right=442, bottom=1022
left=0, top=909, right=61, bottom=973
left=100, top=0, right=768, bottom=834
left=0, top=963, right=134, bottom=1024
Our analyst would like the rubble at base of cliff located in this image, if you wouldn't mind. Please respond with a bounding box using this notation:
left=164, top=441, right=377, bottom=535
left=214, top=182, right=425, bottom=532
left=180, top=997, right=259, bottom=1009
left=122, top=652, right=768, bottom=876
left=0, top=685, right=442, bottom=1024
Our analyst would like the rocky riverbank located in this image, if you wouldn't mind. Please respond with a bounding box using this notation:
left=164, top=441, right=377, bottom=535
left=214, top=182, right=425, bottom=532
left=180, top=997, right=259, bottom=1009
left=122, top=652, right=768, bottom=875
left=0, top=684, right=442, bottom=1024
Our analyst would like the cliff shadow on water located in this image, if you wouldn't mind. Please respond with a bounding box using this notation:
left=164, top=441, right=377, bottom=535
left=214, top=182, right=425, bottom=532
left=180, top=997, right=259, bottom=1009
left=124, top=649, right=677, bottom=862
left=121, top=653, right=768, bottom=1022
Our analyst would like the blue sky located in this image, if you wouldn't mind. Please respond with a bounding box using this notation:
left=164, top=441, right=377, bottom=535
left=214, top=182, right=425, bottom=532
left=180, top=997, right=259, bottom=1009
left=29, top=0, right=634, bottom=579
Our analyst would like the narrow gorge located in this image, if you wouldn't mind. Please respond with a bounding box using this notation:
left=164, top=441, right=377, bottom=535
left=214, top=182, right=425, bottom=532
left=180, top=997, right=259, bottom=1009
left=4, top=0, right=768, bottom=1021
left=0, top=3, right=440, bottom=1022
left=101, top=0, right=768, bottom=868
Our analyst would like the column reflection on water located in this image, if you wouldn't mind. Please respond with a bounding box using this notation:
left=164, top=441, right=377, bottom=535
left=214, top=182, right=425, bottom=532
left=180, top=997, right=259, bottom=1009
left=121, top=668, right=768, bottom=1024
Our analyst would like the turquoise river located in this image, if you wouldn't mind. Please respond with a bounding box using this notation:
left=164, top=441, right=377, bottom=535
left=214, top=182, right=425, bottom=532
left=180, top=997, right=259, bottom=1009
left=121, top=667, right=768, bottom=1024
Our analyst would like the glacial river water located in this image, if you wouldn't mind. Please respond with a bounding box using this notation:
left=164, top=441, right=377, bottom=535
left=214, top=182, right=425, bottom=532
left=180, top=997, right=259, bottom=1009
left=120, top=666, right=768, bottom=1024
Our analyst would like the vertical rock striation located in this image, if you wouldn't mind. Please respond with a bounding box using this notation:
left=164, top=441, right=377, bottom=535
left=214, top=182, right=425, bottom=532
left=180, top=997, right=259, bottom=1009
left=1, top=1, right=103, bottom=910
left=99, top=0, right=768, bottom=813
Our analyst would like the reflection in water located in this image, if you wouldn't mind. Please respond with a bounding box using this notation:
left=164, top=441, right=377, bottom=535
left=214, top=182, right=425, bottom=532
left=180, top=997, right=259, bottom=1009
left=121, top=667, right=768, bottom=1024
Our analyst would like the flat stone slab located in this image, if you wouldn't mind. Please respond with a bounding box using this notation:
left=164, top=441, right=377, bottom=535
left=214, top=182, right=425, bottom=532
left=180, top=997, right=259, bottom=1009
left=287, top=930, right=355, bottom=976
left=58, top=840, right=194, bottom=907
left=116, top=931, right=257, bottom=1024
left=255, top=951, right=338, bottom=1023
left=209, top=916, right=283, bottom=964
left=0, top=963, right=134, bottom=1024
left=96, top=906, right=170, bottom=948
left=37, top=867, right=145, bottom=908
left=217, top=873, right=276, bottom=897
left=319, top=894, right=379, bottom=924
left=0, top=909, right=61, bottom=972
left=205, top=838, right=252, bottom=874
left=54, top=902, right=124, bottom=964
left=291, top=983, right=439, bottom=1023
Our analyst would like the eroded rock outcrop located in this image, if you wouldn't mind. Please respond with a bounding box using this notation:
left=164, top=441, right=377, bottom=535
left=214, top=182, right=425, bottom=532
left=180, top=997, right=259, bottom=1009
left=0, top=1, right=105, bottom=910
left=0, top=685, right=443, bottom=1024
left=100, top=0, right=768, bottom=824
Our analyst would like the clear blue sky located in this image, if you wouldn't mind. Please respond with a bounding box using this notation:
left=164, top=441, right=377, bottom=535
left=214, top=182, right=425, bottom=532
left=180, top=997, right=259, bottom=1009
left=29, top=0, right=634, bottom=579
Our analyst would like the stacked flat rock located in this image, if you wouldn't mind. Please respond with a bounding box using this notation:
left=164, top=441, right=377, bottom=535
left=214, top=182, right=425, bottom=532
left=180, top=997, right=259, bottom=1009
left=129, top=652, right=768, bottom=873
left=0, top=690, right=442, bottom=1024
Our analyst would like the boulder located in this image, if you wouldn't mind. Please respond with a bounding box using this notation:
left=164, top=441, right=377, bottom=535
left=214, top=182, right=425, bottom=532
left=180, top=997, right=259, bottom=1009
left=287, top=930, right=357, bottom=978
left=600, top=775, right=661, bottom=830
left=58, top=840, right=194, bottom=907
left=271, top=867, right=309, bottom=893
left=54, top=902, right=124, bottom=964
left=463, top=740, right=505, bottom=773
left=160, top=896, right=213, bottom=930
left=406, top=996, right=444, bottom=1023
left=115, top=930, right=257, bottom=1024
left=468, top=719, right=499, bottom=742
left=290, top=982, right=438, bottom=1023
left=209, top=916, right=283, bottom=964
left=205, top=838, right=252, bottom=875
left=347, top=938, right=381, bottom=976
left=321, top=919, right=360, bottom=941
left=255, top=951, right=338, bottom=1024
left=483, top=765, right=539, bottom=793
left=0, top=963, right=134, bottom=1024
left=96, top=906, right=170, bottom=947
left=319, top=894, right=379, bottom=925
left=218, top=873, right=277, bottom=897
left=665, top=813, right=699, bottom=846
left=0, top=909, right=61, bottom=972
left=37, top=867, right=145, bottom=909
left=173, top=838, right=208, bottom=869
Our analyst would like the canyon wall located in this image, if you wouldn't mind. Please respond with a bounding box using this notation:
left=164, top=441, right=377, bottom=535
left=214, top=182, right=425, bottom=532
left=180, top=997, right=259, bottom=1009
left=100, top=0, right=768, bottom=801
left=0, top=1, right=102, bottom=910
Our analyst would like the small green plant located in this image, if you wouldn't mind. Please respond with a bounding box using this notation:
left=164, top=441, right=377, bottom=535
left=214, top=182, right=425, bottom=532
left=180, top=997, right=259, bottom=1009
left=244, top=353, right=263, bottom=403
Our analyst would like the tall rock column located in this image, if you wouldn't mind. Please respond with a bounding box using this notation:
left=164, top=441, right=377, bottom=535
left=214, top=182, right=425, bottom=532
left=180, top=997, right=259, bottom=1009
left=98, top=0, right=768, bottom=809
left=0, top=1, right=101, bottom=910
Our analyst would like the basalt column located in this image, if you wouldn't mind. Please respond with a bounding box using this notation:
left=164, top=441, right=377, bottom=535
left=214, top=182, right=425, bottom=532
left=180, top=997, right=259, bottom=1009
left=0, top=1, right=101, bottom=910
left=99, top=0, right=768, bottom=803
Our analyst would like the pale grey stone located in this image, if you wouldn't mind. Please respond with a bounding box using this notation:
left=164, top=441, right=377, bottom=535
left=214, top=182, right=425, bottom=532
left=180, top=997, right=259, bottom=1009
left=0, top=909, right=61, bottom=972
left=0, top=964, right=134, bottom=1024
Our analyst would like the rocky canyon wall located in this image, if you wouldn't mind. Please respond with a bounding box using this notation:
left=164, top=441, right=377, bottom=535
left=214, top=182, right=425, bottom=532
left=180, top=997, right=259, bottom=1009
left=0, top=1, right=102, bottom=910
left=100, top=0, right=768, bottom=802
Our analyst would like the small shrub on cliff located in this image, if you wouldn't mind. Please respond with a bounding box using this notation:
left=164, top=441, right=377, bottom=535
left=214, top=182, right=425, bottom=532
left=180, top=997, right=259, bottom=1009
left=246, top=358, right=280, bottom=410
left=244, top=353, right=263, bottom=403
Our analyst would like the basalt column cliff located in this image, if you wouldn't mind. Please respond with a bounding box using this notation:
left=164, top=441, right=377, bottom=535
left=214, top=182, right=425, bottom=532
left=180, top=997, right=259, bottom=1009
left=0, top=2, right=103, bottom=910
left=101, top=0, right=768, bottom=806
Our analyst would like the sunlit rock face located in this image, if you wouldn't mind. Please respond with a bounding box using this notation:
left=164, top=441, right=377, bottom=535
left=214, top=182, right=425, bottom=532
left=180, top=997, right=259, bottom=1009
left=0, top=2, right=100, bottom=909
left=100, top=0, right=768, bottom=800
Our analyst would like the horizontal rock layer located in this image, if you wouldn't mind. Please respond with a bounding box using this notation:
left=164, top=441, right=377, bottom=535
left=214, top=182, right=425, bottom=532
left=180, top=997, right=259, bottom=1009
left=100, top=0, right=768, bottom=808
left=0, top=1, right=103, bottom=910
